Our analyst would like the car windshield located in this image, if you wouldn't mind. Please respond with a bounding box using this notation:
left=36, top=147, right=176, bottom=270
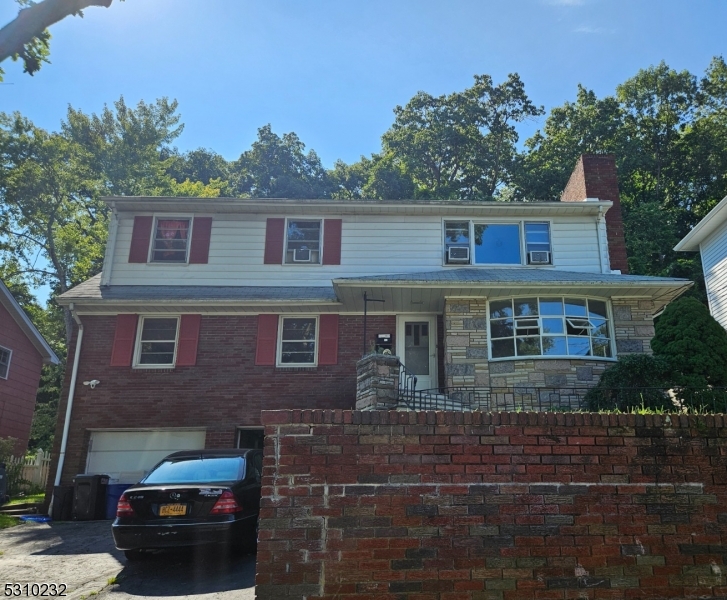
left=142, top=457, right=245, bottom=484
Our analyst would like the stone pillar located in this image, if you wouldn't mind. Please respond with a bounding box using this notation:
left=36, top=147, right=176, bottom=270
left=355, top=354, right=400, bottom=411
left=444, top=298, right=489, bottom=389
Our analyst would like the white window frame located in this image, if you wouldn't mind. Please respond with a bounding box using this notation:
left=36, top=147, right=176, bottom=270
left=276, top=315, right=319, bottom=367
left=442, top=219, right=554, bottom=267
left=148, top=216, right=194, bottom=264
left=284, top=218, right=323, bottom=266
left=487, top=296, right=617, bottom=361
left=133, top=316, right=180, bottom=368
left=0, top=345, right=12, bottom=380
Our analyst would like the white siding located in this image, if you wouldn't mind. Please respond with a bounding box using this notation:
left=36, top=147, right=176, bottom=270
left=700, top=219, right=727, bottom=330
left=109, top=213, right=603, bottom=286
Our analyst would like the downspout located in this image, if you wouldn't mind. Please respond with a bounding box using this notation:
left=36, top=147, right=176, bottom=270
left=596, top=206, right=606, bottom=274
left=52, top=304, right=84, bottom=492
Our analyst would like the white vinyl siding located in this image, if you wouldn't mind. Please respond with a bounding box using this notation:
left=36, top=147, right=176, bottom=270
left=109, top=214, right=603, bottom=286
left=700, top=220, right=727, bottom=330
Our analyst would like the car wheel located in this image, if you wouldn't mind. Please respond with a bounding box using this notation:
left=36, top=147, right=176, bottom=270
left=124, top=549, right=145, bottom=561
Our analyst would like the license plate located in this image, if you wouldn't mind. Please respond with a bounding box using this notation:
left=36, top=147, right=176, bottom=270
left=159, top=503, right=187, bottom=517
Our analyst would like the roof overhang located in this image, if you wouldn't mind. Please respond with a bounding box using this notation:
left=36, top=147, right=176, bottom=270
left=333, top=272, right=693, bottom=314
left=105, top=196, right=613, bottom=218
left=0, top=280, right=60, bottom=365
left=675, top=194, right=727, bottom=251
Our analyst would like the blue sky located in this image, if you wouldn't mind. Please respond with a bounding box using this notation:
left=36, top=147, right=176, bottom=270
left=0, top=0, right=724, bottom=166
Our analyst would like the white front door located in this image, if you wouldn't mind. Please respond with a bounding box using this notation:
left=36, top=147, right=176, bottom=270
left=397, top=315, right=437, bottom=391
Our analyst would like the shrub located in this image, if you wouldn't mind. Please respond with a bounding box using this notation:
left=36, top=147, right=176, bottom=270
left=584, top=354, right=673, bottom=411
left=652, top=296, right=727, bottom=388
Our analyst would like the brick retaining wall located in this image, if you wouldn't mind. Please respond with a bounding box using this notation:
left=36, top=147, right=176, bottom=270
left=257, top=410, right=727, bottom=600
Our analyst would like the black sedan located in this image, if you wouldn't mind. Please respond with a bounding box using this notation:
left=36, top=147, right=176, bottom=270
left=112, top=449, right=262, bottom=560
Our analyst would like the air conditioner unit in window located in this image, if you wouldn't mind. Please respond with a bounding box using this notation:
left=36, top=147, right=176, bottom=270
left=293, top=248, right=312, bottom=262
left=528, top=251, right=551, bottom=265
left=447, top=246, right=470, bottom=264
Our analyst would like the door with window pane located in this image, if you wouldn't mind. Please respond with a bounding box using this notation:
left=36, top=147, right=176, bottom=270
left=396, top=316, right=437, bottom=391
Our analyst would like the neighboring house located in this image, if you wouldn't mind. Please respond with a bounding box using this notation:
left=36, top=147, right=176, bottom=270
left=675, top=193, right=727, bottom=329
left=49, top=154, right=691, bottom=487
left=0, top=280, right=60, bottom=454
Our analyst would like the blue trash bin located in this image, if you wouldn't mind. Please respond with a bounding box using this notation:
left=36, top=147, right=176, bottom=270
left=106, top=484, right=131, bottom=520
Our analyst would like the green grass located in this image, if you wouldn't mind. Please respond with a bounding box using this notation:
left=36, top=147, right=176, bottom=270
left=5, top=493, right=44, bottom=506
left=0, top=514, right=21, bottom=529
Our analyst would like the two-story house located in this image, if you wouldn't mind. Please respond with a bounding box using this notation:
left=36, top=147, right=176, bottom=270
left=49, top=155, right=691, bottom=488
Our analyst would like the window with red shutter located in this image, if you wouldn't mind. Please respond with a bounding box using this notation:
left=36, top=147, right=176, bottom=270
left=255, top=315, right=279, bottom=365
left=264, top=219, right=285, bottom=264
left=322, top=219, right=342, bottom=265
left=128, top=217, right=153, bottom=263
left=176, top=315, right=202, bottom=366
left=110, top=314, right=138, bottom=366
left=189, top=218, right=212, bottom=264
left=318, top=314, right=339, bottom=365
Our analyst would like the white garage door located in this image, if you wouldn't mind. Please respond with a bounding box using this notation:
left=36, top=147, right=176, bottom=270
left=86, top=429, right=206, bottom=484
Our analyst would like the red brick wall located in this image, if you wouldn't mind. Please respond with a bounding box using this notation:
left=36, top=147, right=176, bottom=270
left=0, top=302, right=44, bottom=454
left=561, top=154, right=629, bottom=274
left=48, top=314, right=396, bottom=487
left=257, top=409, right=727, bottom=600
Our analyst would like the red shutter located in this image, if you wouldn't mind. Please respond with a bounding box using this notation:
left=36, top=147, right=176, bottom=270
left=110, top=314, right=138, bottom=366
left=322, top=219, right=342, bottom=265
left=176, top=314, right=202, bottom=366
left=264, top=218, right=285, bottom=264
left=318, top=314, right=339, bottom=365
left=128, top=216, right=153, bottom=263
left=255, top=315, right=279, bottom=365
left=189, top=217, right=213, bottom=264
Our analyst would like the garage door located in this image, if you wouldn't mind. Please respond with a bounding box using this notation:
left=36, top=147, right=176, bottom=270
left=86, top=429, right=206, bottom=484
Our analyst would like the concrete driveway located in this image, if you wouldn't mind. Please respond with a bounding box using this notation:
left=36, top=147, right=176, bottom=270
left=0, top=521, right=256, bottom=600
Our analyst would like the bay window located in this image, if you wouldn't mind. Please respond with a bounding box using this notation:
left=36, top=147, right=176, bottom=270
left=489, top=297, right=612, bottom=359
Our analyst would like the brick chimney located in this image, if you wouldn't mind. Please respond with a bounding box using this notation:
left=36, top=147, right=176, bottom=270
left=561, top=154, right=629, bottom=274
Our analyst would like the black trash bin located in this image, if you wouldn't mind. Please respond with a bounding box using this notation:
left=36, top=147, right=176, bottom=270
left=0, top=463, right=7, bottom=504
left=51, top=485, right=74, bottom=521
left=72, top=474, right=109, bottom=520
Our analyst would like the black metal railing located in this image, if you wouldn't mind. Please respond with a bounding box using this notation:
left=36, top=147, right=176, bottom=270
left=398, top=362, right=418, bottom=407
left=396, top=386, right=727, bottom=413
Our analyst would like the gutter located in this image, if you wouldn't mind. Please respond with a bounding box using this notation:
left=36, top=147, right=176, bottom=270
left=596, top=206, right=606, bottom=274
left=51, top=304, right=84, bottom=500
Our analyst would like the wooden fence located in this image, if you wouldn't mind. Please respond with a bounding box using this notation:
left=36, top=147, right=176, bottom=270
left=7, top=449, right=52, bottom=491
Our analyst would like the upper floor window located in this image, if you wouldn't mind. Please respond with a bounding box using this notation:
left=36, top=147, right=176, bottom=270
left=489, top=296, right=612, bottom=360
left=278, top=317, right=317, bottom=365
left=444, top=220, right=552, bottom=266
left=0, top=346, right=11, bottom=379
left=152, top=218, right=191, bottom=263
left=134, top=317, right=179, bottom=367
left=285, top=220, right=321, bottom=264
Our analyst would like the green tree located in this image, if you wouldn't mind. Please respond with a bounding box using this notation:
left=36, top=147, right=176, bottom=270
left=0, top=98, right=184, bottom=343
left=651, top=296, right=727, bottom=388
left=0, top=0, right=119, bottom=82
left=382, top=73, right=542, bottom=199
left=231, top=125, right=334, bottom=198
left=164, top=147, right=232, bottom=196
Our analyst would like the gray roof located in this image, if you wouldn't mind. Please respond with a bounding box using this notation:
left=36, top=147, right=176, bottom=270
left=0, top=279, right=60, bottom=365
left=334, top=268, right=691, bottom=286
left=57, top=274, right=338, bottom=304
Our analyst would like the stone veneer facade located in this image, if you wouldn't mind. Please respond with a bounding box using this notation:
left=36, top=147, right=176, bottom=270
left=444, top=297, right=656, bottom=390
